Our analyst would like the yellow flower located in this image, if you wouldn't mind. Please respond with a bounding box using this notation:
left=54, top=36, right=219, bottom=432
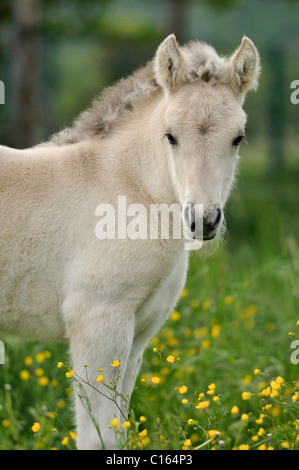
left=139, top=429, right=147, bottom=438
left=38, top=376, right=49, bottom=387
left=256, top=414, right=264, bottom=424
left=180, top=288, right=189, bottom=298
left=139, top=416, right=147, bottom=423
left=151, top=376, right=160, bottom=384
left=238, top=444, right=249, bottom=450
left=261, top=387, right=271, bottom=397
left=57, top=362, right=63, bottom=368
left=24, top=356, right=33, bottom=366
left=213, top=395, right=220, bottom=402
left=96, top=374, right=104, bottom=383
left=257, top=427, right=265, bottom=437
left=110, top=418, right=119, bottom=428
left=211, top=324, right=221, bottom=339
left=202, top=299, right=211, bottom=310
left=20, top=370, right=30, bottom=381
left=276, top=376, right=284, bottom=385
left=111, top=360, right=121, bottom=368
left=190, top=299, right=199, bottom=308
left=69, top=431, right=77, bottom=440
left=61, top=436, right=69, bottom=446
left=169, top=311, right=181, bottom=322
left=270, top=380, right=280, bottom=391
left=242, top=374, right=252, bottom=385
left=34, top=368, right=44, bottom=377
left=65, top=369, right=75, bottom=378
left=224, top=296, right=234, bottom=305
left=181, top=398, right=188, bottom=405
left=139, top=436, right=149, bottom=448
left=35, top=352, right=45, bottom=363
left=2, top=419, right=9, bottom=428
left=178, top=385, right=188, bottom=394
left=254, top=369, right=261, bottom=376
left=196, top=400, right=210, bottom=410
left=231, top=406, right=239, bottom=415
left=257, top=444, right=267, bottom=450
left=183, top=439, right=191, bottom=448
left=242, top=391, right=251, bottom=400
left=31, top=422, right=41, bottom=433
left=188, top=419, right=194, bottom=425
left=166, top=355, right=175, bottom=363
left=241, top=414, right=249, bottom=422
left=121, top=421, right=131, bottom=429
left=207, top=430, right=218, bottom=439
left=201, top=339, right=210, bottom=348
left=208, top=383, right=216, bottom=391
left=280, top=441, right=289, bottom=449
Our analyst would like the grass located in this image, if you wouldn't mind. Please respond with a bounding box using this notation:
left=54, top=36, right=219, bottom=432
left=0, top=148, right=298, bottom=450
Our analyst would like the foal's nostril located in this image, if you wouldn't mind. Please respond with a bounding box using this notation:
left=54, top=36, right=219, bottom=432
left=213, top=205, right=222, bottom=229
left=203, top=204, right=223, bottom=234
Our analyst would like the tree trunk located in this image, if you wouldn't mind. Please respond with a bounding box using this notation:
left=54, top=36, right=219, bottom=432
left=12, top=0, right=42, bottom=148
left=166, top=0, right=190, bottom=42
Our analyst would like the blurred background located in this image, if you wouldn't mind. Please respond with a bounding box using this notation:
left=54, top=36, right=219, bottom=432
left=0, top=0, right=298, bottom=161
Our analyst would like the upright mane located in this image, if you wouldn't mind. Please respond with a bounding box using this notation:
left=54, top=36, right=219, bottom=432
left=43, top=40, right=230, bottom=147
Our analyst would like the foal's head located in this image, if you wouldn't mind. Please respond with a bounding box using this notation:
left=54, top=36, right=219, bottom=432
left=155, top=35, right=260, bottom=241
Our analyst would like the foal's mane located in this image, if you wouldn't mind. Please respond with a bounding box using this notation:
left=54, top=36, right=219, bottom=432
left=44, top=41, right=229, bottom=147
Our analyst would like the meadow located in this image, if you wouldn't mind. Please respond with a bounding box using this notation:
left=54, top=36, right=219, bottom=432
left=0, top=145, right=298, bottom=450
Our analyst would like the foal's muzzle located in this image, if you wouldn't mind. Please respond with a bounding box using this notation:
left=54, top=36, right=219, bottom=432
left=183, top=203, right=223, bottom=240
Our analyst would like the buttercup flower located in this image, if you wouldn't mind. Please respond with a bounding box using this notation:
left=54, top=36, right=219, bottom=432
left=242, top=391, right=251, bottom=400
left=65, top=369, right=75, bottom=378
left=151, top=376, right=160, bottom=384
left=111, top=360, right=121, bottom=368
left=31, top=422, right=41, bottom=433
left=110, top=418, right=119, bottom=428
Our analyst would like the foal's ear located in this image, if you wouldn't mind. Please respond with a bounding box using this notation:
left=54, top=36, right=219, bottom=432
left=228, top=37, right=260, bottom=99
left=155, top=34, right=186, bottom=94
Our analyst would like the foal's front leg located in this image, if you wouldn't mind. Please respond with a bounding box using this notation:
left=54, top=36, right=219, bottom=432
left=64, top=299, right=134, bottom=450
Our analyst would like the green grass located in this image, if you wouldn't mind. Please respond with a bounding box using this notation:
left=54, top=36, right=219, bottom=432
left=0, top=150, right=299, bottom=450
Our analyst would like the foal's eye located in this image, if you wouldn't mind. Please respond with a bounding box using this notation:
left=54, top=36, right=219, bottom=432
left=232, top=135, right=245, bottom=147
left=165, top=133, right=177, bottom=146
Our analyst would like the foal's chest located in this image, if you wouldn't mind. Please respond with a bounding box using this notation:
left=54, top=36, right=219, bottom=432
left=134, top=249, right=189, bottom=339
